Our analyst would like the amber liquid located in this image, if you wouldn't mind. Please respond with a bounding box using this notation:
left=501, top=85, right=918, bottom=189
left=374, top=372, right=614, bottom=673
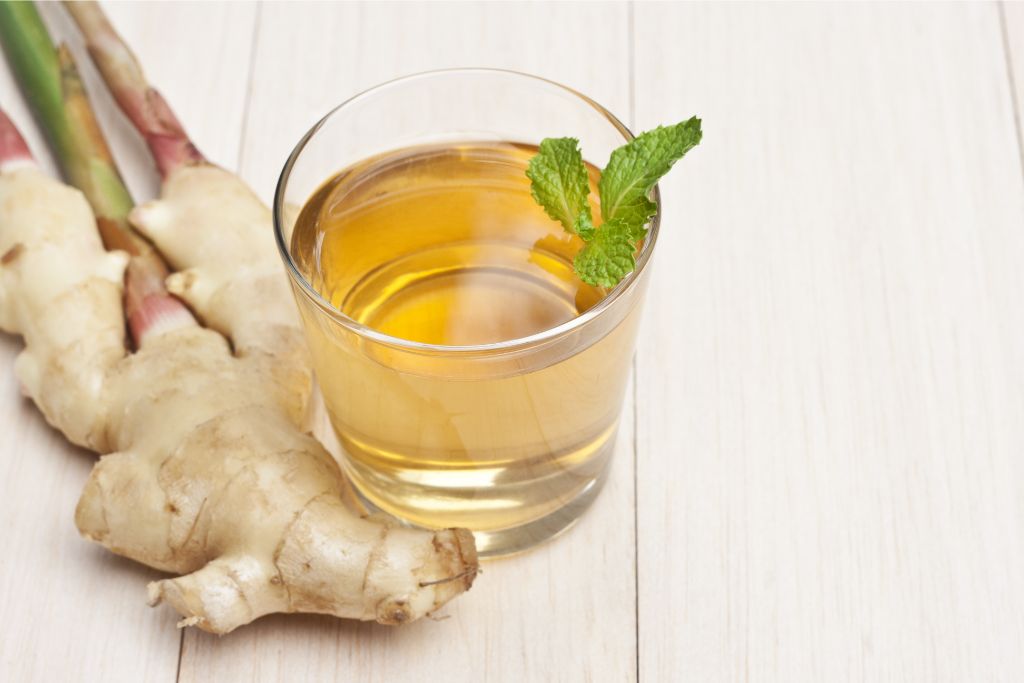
left=291, top=142, right=641, bottom=555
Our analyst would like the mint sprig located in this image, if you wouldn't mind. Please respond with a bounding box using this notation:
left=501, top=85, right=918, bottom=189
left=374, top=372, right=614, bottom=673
left=527, top=117, right=702, bottom=287
left=525, top=137, right=595, bottom=239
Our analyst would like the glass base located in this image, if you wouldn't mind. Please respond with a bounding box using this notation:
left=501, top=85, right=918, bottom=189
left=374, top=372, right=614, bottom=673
left=347, top=466, right=609, bottom=559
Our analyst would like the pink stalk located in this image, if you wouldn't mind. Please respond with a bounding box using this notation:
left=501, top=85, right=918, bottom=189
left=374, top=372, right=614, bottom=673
left=63, top=1, right=204, bottom=178
left=126, top=285, right=195, bottom=344
left=0, top=109, right=36, bottom=172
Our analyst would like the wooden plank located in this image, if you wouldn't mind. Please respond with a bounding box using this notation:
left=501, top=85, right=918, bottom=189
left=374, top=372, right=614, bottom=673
left=634, top=3, right=1024, bottom=681
left=1002, top=1, right=1024, bottom=169
left=0, top=355, right=181, bottom=682
left=233, top=1, right=632, bottom=203
left=178, top=2, right=637, bottom=681
left=0, top=3, right=257, bottom=681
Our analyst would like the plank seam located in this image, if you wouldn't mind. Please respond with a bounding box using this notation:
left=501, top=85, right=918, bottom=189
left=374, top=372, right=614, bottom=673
left=998, top=2, right=1024, bottom=187
left=177, top=5, right=262, bottom=679
left=235, top=3, right=264, bottom=174
left=628, top=0, right=637, bottom=130
left=174, top=629, right=184, bottom=683
left=627, top=4, right=640, bottom=682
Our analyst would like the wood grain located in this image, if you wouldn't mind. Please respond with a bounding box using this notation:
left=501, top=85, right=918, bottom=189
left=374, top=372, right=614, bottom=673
left=177, top=3, right=637, bottom=681
left=634, top=3, right=1024, bottom=681
left=0, top=3, right=256, bottom=681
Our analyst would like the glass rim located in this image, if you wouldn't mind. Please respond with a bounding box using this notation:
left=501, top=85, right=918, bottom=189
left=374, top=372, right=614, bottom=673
left=273, top=67, right=661, bottom=355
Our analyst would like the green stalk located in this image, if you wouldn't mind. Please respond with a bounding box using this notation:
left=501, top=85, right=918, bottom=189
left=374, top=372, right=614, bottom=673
left=0, top=4, right=135, bottom=249
left=0, top=3, right=76, bottom=162
left=0, top=2, right=192, bottom=343
left=56, top=43, right=137, bottom=255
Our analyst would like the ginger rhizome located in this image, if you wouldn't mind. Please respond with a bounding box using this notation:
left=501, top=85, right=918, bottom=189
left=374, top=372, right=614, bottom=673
left=0, top=2, right=477, bottom=634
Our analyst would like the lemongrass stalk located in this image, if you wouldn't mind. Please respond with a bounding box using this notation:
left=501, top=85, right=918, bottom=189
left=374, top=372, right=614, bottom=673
left=56, top=45, right=136, bottom=252
left=0, top=3, right=73, bottom=166
left=63, top=0, right=204, bottom=177
left=0, top=4, right=193, bottom=344
left=0, top=4, right=134, bottom=249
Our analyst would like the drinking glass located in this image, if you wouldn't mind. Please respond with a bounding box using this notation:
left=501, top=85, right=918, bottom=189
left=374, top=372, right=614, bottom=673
left=274, top=69, right=659, bottom=556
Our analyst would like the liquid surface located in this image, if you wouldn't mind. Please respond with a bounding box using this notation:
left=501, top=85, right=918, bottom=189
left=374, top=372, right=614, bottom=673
left=291, top=142, right=604, bottom=346
left=290, top=143, right=641, bottom=555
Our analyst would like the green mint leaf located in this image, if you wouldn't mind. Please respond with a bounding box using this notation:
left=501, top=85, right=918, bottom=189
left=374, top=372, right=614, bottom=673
left=598, top=117, right=702, bottom=230
left=526, top=117, right=702, bottom=288
left=573, top=219, right=636, bottom=287
left=574, top=212, right=596, bottom=241
left=526, top=137, right=593, bottom=236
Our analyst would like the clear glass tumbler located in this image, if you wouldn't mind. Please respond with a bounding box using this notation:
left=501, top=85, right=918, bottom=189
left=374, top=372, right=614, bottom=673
left=274, top=69, right=659, bottom=556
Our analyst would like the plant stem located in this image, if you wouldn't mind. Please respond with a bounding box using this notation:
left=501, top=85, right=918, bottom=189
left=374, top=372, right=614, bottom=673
left=0, top=2, right=193, bottom=344
left=56, top=44, right=138, bottom=253
left=63, top=0, right=205, bottom=178
left=0, top=2, right=72, bottom=167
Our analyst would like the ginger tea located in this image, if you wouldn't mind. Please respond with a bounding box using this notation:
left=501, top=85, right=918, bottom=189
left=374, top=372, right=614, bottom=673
left=290, top=142, right=644, bottom=555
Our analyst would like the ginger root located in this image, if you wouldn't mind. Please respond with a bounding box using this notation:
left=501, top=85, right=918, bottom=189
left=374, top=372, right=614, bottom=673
left=0, top=120, right=476, bottom=633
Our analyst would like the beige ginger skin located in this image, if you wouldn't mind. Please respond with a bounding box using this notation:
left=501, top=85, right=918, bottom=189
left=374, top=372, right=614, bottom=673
left=0, top=154, right=477, bottom=634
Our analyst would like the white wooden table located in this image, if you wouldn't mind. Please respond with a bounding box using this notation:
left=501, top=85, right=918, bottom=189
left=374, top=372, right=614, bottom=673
left=3, top=2, right=1024, bottom=681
